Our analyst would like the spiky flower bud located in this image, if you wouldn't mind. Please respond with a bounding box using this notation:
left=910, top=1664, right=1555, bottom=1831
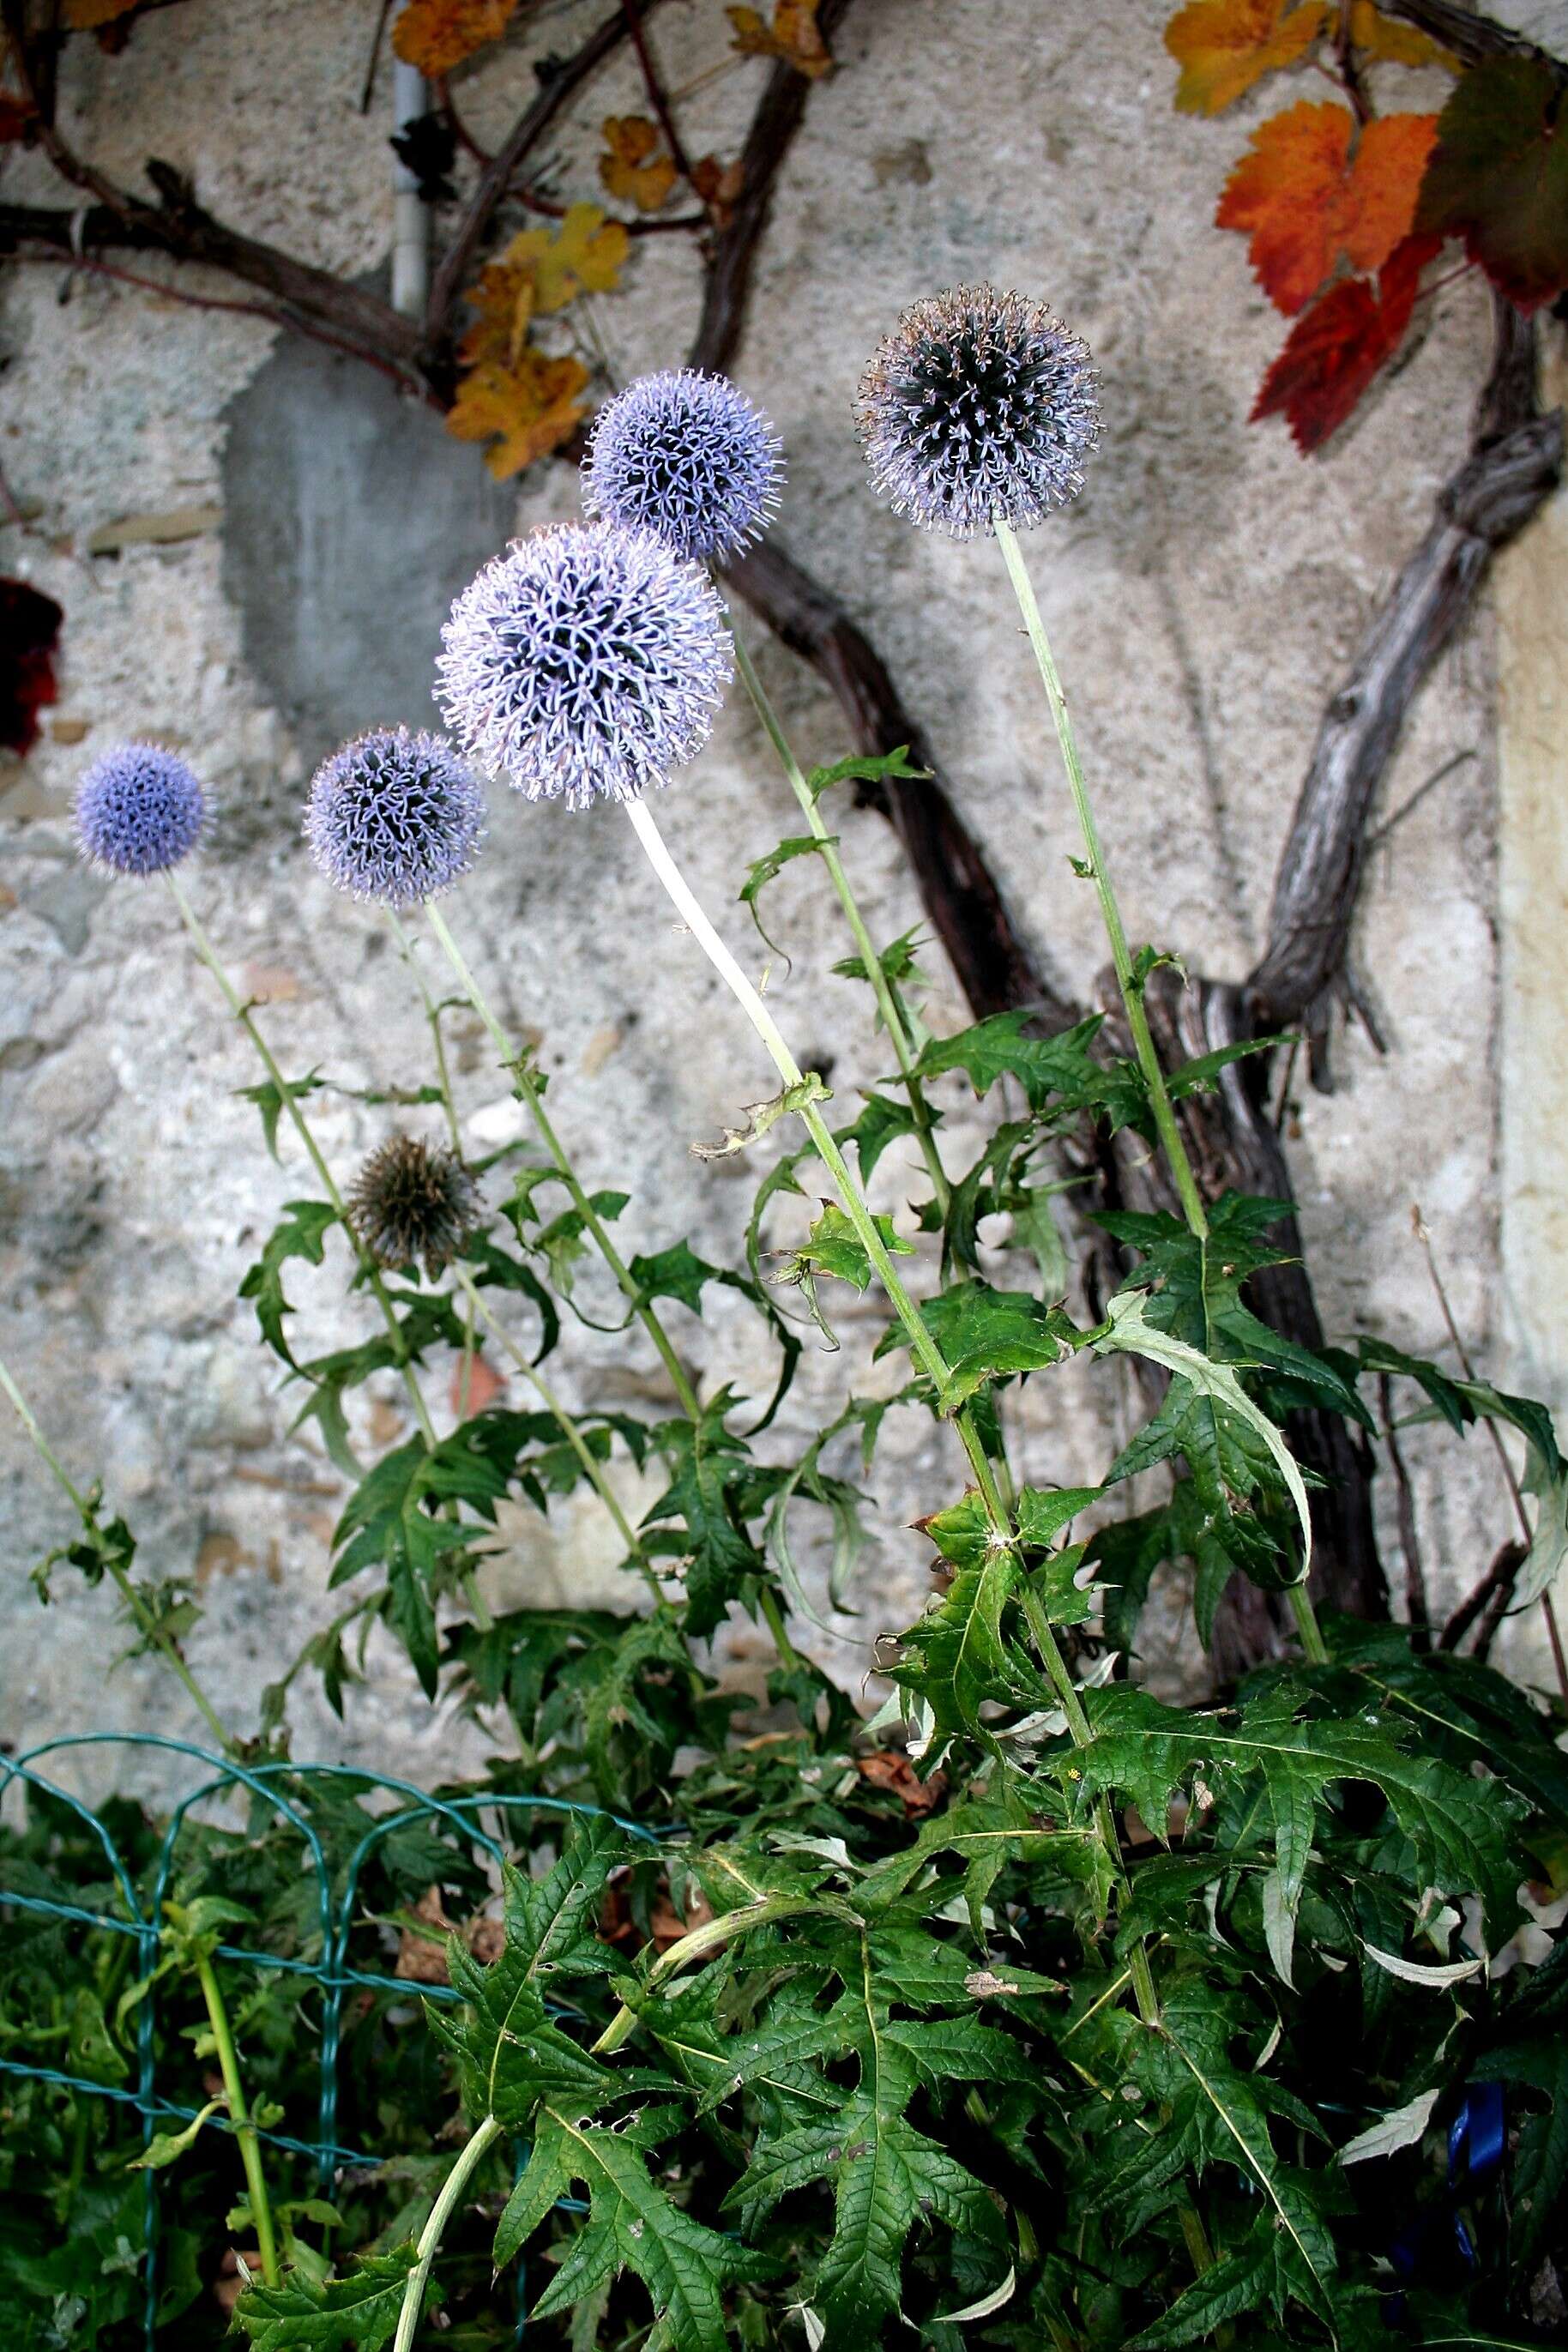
left=855, top=284, right=1099, bottom=539
left=582, top=370, right=783, bottom=564
left=347, top=1135, right=479, bottom=1276
left=437, top=524, right=732, bottom=809
left=303, top=728, right=485, bottom=908
left=74, top=743, right=206, bottom=876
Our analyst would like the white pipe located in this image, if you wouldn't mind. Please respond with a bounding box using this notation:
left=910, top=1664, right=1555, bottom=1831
left=391, top=45, right=429, bottom=319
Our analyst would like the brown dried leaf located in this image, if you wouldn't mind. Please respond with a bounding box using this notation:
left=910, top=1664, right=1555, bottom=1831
left=691, top=153, right=745, bottom=227
left=855, top=1749, right=947, bottom=1816
left=600, top=115, right=678, bottom=214
left=727, top=0, right=833, bottom=80
left=63, top=0, right=140, bottom=25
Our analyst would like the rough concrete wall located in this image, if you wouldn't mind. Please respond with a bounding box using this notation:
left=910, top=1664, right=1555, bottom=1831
left=0, top=0, right=1553, bottom=1799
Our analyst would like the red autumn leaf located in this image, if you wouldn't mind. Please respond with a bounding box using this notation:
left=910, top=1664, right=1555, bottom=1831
left=1416, top=55, right=1568, bottom=314
left=1, top=577, right=63, bottom=756
left=1216, top=99, right=1438, bottom=315
left=1251, top=230, right=1439, bottom=453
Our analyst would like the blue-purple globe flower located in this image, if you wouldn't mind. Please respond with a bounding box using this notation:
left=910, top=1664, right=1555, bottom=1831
left=74, top=743, right=206, bottom=876
left=856, top=285, right=1099, bottom=539
left=582, top=369, right=782, bottom=564
left=437, top=524, right=732, bottom=809
left=304, top=727, right=485, bottom=907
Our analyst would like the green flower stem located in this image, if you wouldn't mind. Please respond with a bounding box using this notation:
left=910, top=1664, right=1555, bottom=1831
left=624, top=799, right=1006, bottom=1521
left=453, top=1263, right=665, bottom=1607
left=387, top=911, right=463, bottom=1154
left=0, top=1352, right=238, bottom=1756
left=192, top=1948, right=279, bottom=2289
left=422, top=900, right=703, bottom=1424
left=758, top=1583, right=804, bottom=1672
left=166, top=875, right=440, bottom=1453
left=994, top=522, right=1331, bottom=1669
left=727, top=623, right=951, bottom=1216
left=592, top=1893, right=835, bottom=2057
left=993, top=518, right=1209, bottom=1246
left=393, top=2112, right=504, bottom=2352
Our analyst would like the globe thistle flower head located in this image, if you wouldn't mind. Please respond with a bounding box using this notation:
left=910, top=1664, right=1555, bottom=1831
left=74, top=742, right=206, bottom=876
left=582, top=370, right=783, bottom=563
left=347, top=1135, right=480, bottom=1277
left=855, top=285, right=1099, bottom=539
left=304, top=727, right=485, bottom=908
left=437, top=524, right=732, bottom=809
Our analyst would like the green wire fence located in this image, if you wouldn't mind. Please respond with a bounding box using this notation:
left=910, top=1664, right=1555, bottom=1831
left=0, top=1733, right=659, bottom=2347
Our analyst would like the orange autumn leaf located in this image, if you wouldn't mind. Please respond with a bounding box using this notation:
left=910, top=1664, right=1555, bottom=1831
left=393, top=0, right=516, bottom=79
left=691, top=152, right=745, bottom=226
left=1252, top=229, right=1438, bottom=450
left=599, top=115, right=678, bottom=214
left=1164, top=0, right=1327, bottom=117
left=1347, top=1, right=1457, bottom=71
left=445, top=349, right=591, bottom=479
left=727, top=0, right=832, bottom=80
left=1216, top=99, right=1438, bottom=313
left=458, top=251, right=536, bottom=368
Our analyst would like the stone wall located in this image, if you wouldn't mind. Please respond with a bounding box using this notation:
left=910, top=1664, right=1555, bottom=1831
left=1, top=0, right=1559, bottom=1798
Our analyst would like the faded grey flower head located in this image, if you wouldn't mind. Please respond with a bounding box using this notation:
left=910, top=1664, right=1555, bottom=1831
left=855, top=284, right=1099, bottom=538
left=347, top=1135, right=479, bottom=1276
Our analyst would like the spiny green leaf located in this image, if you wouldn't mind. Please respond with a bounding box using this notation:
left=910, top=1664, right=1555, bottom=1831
left=878, top=1280, right=1079, bottom=1407
left=806, top=745, right=928, bottom=802
left=238, top=1199, right=340, bottom=1367
left=739, top=832, right=835, bottom=955
left=913, top=1010, right=1104, bottom=1113
left=230, top=2246, right=424, bottom=2352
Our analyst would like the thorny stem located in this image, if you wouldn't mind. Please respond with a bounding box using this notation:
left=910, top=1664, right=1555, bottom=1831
left=727, top=623, right=952, bottom=1215
left=422, top=900, right=704, bottom=1424
left=393, top=2113, right=504, bottom=2352
left=994, top=523, right=1334, bottom=1670
left=0, top=1353, right=238, bottom=1754
left=453, top=1264, right=665, bottom=1607
left=192, top=1949, right=280, bottom=2289
left=165, top=875, right=441, bottom=1452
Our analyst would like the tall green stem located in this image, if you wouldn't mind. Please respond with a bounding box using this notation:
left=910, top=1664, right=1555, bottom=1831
left=993, top=519, right=1209, bottom=1245
left=453, top=1265, right=664, bottom=1607
left=387, top=911, right=463, bottom=1154
left=193, top=1950, right=279, bottom=2289
left=393, top=2113, right=503, bottom=2352
left=727, top=624, right=951, bottom=1216
left=1, top=1353, right=238, bottom=1755
left=421, top=901, right=703, bottom=1423
left=166, top=875, right=440, bottom=1451
left=994, top=520, right=1330, bottom=1667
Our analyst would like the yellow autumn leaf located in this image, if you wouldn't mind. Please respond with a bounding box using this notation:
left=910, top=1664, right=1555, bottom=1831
left=1347, top=1, right=1458, bottom=71
left=393, top=0, right=517, bottom=78
left=457, top=255, right=535, bottom=369
left=727, top=0, right=833, bottom=80
left=445, top=352, right=591, bottom=479
left=504, top=202, right=630, bottom=314
left=1164, top=0, right=1328, bottom=116
left=600, top=116, right=679, bottom=214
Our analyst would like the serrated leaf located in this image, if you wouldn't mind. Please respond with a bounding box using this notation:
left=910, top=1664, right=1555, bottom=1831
left=739, top=834, right=834, bottom=955
left=882, top=1281, right=1078, bottom=1408
left=1216, top=99, right=1438, bottom=316
left=1417, top=54, right=1568, bottom=311
left=1165, top=0, right=1329, bottom=117
left=693, top=1071, right=832, bottom=1161
left=238, top=1200, right=340, bottom=1368
left=805, top=745, right=927, bottom=801
left=912, top=1010, right=1104, bottom=1113
left=1337, top=2084, right=1441, bottom=2166
left=230, top=2246, right=424, bottom=2352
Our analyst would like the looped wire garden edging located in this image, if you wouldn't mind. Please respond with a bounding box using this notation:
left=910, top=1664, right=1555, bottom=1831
left=0, top=1732, right=660, bottom=2347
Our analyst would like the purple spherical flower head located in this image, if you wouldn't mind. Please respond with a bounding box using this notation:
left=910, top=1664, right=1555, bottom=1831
left=856, top=284, right=1099, bottom=539
left=582, top=369, right=783, bottom=564
left=304, top=727, right=485, bottom=908
left=74, top=743, right=206, bottom=877
left=437, top=523, right=733, bottom=810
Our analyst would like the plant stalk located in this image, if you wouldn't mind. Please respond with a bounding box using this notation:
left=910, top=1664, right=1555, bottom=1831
left=422, top=901, right=703, bottom=1423
left=387, top=910, right=463, bottom=1153
left=727, top=623, right=951, bottom=1215
left=166, top=874, right=440, bottom=1451
left=192, top=1950, right=279, bottom=2289
left=393, top=2112, right=503, bottom=2352
left=453, top=1264, right=664, bottom=1606
left=1, top=1353, right=238, bottom=1754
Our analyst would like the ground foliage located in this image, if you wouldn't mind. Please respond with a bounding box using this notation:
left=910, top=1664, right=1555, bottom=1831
left=5, top=739, right=1567, bottom=2348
